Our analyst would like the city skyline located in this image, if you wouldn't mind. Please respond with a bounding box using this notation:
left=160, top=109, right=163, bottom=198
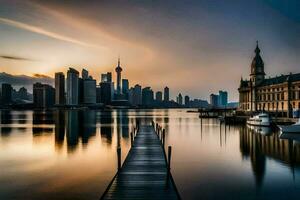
left=1, top=0, right=300, bottom=101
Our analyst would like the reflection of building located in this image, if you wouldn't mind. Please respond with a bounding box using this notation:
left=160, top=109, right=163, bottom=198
left=55, top=72, right=65, bottom=105
left=66, top=110, right=79, bottom=152
left=100, top=110, right=113, bottom=145
left=67, top=68, right=79, bottom=105
left=239, top=127, right=300, bottom=188
left=54, top=110, right=65, bottom=150
left=239, top=42, right=300, bottom=117
left=33, top=83, right=55, bottom=108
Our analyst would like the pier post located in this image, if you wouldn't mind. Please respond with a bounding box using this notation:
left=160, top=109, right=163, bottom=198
left=167, top=146, right=172, bottom=173
left=162, top=129, right=165, bottom=148
left=130, top=132, right=134, bottom=147
left=117, top=147, right=121, bottom=171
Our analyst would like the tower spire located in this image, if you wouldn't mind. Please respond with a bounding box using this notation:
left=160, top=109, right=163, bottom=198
left=255, top=40, right=260, bottom=54
left=118, top=55, right=120, bottom=67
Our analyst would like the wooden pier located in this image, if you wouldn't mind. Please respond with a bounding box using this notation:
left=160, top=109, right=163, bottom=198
left=100, top=123, right=181, bottom=200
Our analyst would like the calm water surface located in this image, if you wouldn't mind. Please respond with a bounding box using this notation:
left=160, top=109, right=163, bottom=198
left=1, top=109, right=300, bottom=200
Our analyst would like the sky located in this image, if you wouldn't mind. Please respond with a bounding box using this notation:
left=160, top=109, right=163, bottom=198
left=0, top=0, right=300, bottom=101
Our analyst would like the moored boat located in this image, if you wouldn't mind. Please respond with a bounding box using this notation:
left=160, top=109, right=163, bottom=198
left=246, top=113, right=271, bottom=127
left=278, top=119, right=300, bottom=134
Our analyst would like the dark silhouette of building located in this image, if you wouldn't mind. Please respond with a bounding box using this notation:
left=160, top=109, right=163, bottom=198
left=184, top=95, right=190, bottom=107
left=33, top=82, right=55, bottom=108
left=164, top=87, right=169, bottom=102
left=55, top=72, right=65, bottom=105
left=100, top=82, right=113, bottom=104
left=156, top=91, right=163, bottom=102
left=142, top=87, right=154, bottom=106
left=210, top=94, right=219, bottom=108
left=115, top=57, right=123, bottom=95
left=122, top=79, right=129, bottom=99
left=66, top=68, right=79, bottom=105
left=1, top=83, right=12, bottom=105
left=177, top=93, right=183, bottom=105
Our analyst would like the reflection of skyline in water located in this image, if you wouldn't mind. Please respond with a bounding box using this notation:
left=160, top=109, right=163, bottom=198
left=240, top=126, right=300, bottom=188
left=2, top=109, right=300, bottom=200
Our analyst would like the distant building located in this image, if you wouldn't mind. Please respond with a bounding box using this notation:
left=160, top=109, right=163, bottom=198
left=100, top=82, right=113, bottom=104
left=55, top=72, right=65, bottom=105
left=122, top=79, right=129, bottom=99
left=1, top=83, right=12, bottom=105
left=82, top=68, right=89, bottom=79
left=164, top=87, right=169, bottom=102
left=130, top=84, right=142, bottom=106
left=210, top=94, right=219, bottom=108
left=115, top=58, right=123, bottom=95
left=155, top=91, right=163, bottom=102
left=218, top=90, right=228, bottom=107
left=83, top=77, right=96, bottom=104
left=142, top=87, right=154, bottom=106
left=184, top=95, right=190, bottom=107
left=177, top=93, right=183, bottom=105
left=239, top=42, right=300, bottom=117
left=96, top=86, right=101, bottom=103
left=78, top=78, right=84, bottom=104
left=189, top=99, right=209, bottom=108
left=33, top=82, right=55, bottom=108
left=66, top=68, right=79, bottom=105
left=101, top=72, right=112, bottom=83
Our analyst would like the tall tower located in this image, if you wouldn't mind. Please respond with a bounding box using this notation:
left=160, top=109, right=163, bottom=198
left=250, top=41, right=265, bottom=86
left=115, top=57, right=123, bottom=95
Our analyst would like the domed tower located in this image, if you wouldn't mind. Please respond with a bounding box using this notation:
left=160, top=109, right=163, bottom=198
left=250, top=41, right=265, bottom=86
left=115, top=57, right=123, bottom=95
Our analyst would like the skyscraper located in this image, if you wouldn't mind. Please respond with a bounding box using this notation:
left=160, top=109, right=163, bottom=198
left=33, top=82, right=55, bottom=108
left=122, top=79, right=129, bottom=99
left=177, top=93, right=183, bottom=105
left=142, top=87, right=154, bottom=106
left=155, top=91, right=163, bottom=102
left=101, top=72, right=112, bottom=83
left=218, top=90, right=228, bottom=107
left=210, top=94, right=219, bottom=108
left=82, top=68, right=89, bottom=79
left=184, top=95, right=190, bottom=107
left=67, top=68, right=79, bottom=105
left=115, top=58, right=123, bottom=95
left=83, top=77, right=96, bottom=104
left=1, top=83, right=12, bottom=105
left=164, top=87, right=169, bottom=102
left=55, top=72, right=65, bottom=105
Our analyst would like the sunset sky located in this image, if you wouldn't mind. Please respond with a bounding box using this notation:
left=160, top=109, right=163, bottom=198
left=0, top=0, right=300, bottom=101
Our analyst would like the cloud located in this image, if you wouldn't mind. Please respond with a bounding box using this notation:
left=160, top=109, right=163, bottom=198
left=0, top=17, right=104, bottom=49
left=0, top=55, right=34, bottom=61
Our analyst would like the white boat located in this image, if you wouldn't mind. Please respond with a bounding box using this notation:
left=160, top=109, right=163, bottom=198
left=247, top=124, right=272, bottom=135
left=246, top=113, right=271, bottom=127
left=279, top=119, right=300, bottom=134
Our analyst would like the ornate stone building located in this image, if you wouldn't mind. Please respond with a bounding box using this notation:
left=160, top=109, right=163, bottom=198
left=238, top=42, right=300, bottom=117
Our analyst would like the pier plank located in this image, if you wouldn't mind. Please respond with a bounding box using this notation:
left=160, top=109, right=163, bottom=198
left=101, top=125, right=180, bottom=200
